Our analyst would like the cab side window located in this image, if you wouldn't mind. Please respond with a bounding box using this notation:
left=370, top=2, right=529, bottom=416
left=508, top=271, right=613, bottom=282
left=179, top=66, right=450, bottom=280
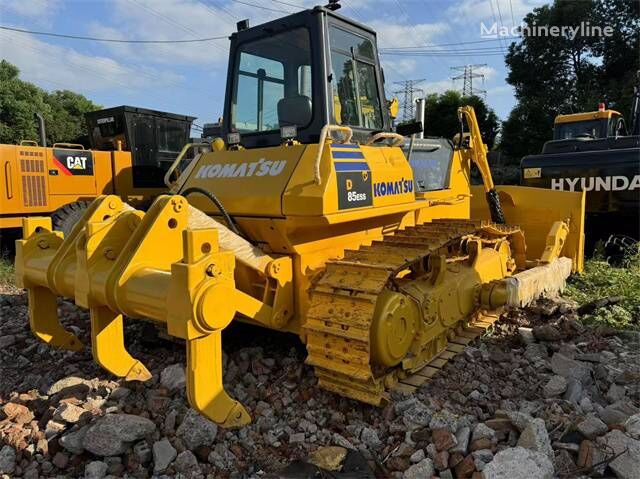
left=329, top=26, right=382, bottom=129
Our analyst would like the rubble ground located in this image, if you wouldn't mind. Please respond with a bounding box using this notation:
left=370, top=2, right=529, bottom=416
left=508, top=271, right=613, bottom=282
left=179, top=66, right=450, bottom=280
left=1, top=283, right=639, bottom=478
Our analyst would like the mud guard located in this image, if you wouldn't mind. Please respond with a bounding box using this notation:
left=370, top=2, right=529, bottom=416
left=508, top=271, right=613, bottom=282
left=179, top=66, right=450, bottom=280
left=470, top=185, right=585, bottom=272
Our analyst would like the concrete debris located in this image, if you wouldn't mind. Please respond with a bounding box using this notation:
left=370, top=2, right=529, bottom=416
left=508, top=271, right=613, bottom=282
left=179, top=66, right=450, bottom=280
left=159, top=363, right=186, bottom=391
left=576, top=414, right=609, bottom=439
left=402, top=457, right=435, bottom=479
left=482, top=447, right=554, bottom=479
left=82, top=414, right=156, bottom=456
left=153, top=438, right=177, bottom=473
left=597, top=429, right=640, bottom=479
left=542, top=375, right=567, bottom=398
left=1, top=290, right=638, bottom=477
left=176, top=408, right=218, bottom=450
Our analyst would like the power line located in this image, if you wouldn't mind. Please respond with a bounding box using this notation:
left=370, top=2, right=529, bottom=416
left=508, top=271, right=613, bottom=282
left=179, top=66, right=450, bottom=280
left=451, top=64, right=487, bottom=98
left=508, top=0, right=516, bottom=26
left=229, top=0, right=294, bottom=13
left=381, top=50, right=505, bottom=57
left=270, top=0, right=305, bottom=9
left=489, top=0, right=507, bottom=54
left=380, top=38, right=511, bottom=51
left=128, top=0, right=200, bottom=36
left=0, top=25, right=227, bottom=43
left=382, top=46, right=507, bottom=54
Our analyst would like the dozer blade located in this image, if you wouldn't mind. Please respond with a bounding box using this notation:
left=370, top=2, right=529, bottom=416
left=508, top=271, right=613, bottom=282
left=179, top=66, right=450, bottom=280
left=470, top=185, right=586, bottom=272
left=15, top=195, right=251, bottom=427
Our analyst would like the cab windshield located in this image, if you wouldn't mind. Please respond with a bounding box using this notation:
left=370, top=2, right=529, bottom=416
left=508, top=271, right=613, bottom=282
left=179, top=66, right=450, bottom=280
left=555, top=120, right=601, bottom=139
left=231, top=28, right=312, bottom=133
left=329, top=26, right=382, bottom=129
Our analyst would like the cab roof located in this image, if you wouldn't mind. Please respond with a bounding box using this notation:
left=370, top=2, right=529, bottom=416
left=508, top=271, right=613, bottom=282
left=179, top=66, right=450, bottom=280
left=229, top=5, right=377, bottom=42
left=555, top=110, right=622, bottom=124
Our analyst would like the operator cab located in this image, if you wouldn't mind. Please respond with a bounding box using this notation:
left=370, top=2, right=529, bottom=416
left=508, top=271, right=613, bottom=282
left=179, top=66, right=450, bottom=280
left=222, top=5, right=391, bottom=149
left=553, top=108, right=626, bottom=140
left=85, top=106, right=195, bottom=187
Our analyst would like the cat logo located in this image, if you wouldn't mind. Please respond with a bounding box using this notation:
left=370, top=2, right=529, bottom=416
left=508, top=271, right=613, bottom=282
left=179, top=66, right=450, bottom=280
left=362, top=171, right=369, bottom=182
left=66, top=156, right=88, bottom=170
left=52, top=149, right=94, bottom=176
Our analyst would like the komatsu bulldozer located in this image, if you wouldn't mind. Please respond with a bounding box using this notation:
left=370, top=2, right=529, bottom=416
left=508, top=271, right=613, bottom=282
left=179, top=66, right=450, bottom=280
left=15, top=4, right=585, bottom=428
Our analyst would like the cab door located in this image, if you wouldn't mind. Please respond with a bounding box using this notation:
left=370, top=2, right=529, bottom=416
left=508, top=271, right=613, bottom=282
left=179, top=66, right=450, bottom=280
left=0, top=144, right=23, bottom=214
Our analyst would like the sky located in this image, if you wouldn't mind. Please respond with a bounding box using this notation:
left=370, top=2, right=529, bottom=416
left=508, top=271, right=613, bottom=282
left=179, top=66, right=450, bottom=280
left=0, top=0, right=548, bottom=132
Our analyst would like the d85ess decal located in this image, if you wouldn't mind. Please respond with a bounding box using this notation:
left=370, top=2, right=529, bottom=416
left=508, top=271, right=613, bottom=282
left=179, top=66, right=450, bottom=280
left=337, top=169, right=373, bottom=209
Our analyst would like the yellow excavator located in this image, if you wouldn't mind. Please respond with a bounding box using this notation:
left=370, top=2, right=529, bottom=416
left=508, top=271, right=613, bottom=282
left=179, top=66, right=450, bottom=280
left=15, top=4, right=585, bottom=428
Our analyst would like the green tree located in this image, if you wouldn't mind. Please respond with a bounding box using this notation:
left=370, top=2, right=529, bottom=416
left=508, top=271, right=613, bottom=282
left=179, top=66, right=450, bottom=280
left=0, top=60, right=101, bottom=145
left=422, top=90, right=500, bottom=148
left=0, top=60, right=51, bottom=144
left=501, top=0, right=640, bottom=159
left=593, top=0, right=640, bottom=116
left=45, top=90, right=101, bottom=144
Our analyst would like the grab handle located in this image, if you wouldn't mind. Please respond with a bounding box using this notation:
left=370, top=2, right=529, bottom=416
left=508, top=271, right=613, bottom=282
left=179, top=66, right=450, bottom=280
left=314, top=125, right=353, bottom=185
left=4, top=161, right=13, bottom=199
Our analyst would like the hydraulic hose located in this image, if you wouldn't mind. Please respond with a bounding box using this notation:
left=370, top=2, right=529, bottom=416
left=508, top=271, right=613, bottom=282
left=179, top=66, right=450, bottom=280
left=486, top=188, right=506, bottom=224
left=179, top=187, right=242, bottom=236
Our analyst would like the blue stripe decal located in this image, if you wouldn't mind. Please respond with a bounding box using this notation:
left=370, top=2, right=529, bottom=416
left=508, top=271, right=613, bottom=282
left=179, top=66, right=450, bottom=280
left=332, top=150, right=365, bottom=159
left=334, top=161, right=369, bottom=171
left=330, top=143, right=360, bottom=149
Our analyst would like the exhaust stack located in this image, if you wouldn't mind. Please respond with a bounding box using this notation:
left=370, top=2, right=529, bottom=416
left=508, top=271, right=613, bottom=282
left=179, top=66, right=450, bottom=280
left=34, top=112, right=46, bottom=147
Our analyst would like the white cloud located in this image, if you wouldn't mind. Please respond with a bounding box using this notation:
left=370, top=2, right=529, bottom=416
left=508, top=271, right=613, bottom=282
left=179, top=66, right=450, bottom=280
left=476, top=65, right=497, bottom=80
left=380, top=57, right=418, bottom=76
left=487, top=84, right=513, bottom=95
left=0, top=28, right=184, bottom=94
left=0, top=0, right=60, bottom=19
left=369, top=20, right=450, bottom=48
left=422, top=79, right=457, bottom=95
left=88, top=0, right=287, bottom=67
left=448, top=0, right=547, bottom=25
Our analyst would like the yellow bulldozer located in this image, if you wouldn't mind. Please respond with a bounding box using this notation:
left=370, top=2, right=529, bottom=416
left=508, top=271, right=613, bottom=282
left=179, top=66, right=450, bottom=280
left=15, top=4, right=585, bottom=428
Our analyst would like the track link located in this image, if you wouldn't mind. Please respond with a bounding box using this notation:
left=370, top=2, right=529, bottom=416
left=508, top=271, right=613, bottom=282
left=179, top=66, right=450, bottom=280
left=304, top=219, right=518, bottom=405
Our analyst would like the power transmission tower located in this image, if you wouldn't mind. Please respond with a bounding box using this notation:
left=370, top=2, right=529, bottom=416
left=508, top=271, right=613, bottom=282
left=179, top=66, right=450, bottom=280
left=393, top=79, right=425, bottom=122
left=450, top=64, right=487, bottom=98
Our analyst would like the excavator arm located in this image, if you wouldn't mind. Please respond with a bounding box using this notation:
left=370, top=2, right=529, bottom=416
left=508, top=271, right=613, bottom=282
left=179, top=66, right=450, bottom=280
left=458, top=106, right=506, bottom=224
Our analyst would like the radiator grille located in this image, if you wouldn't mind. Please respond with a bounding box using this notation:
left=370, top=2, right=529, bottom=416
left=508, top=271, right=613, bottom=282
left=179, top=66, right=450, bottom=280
left=19, top=158, right=47, bottom=207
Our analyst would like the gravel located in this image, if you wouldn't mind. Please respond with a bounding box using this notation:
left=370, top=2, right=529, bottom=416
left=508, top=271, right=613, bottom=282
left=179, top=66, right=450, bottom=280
left=176, top=408, right=218, bottom=450
left=1, top=289, right=639, bottom=478
left=152, top=438, right=177, bottom=473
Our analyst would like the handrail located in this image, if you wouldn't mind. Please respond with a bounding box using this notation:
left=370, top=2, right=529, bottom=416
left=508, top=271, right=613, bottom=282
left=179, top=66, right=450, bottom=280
left=164, top=142, right=211, bottom=188
left=4, top=161, right=13, bottom=199
left=314, top=124, right=353, bottom=185
left=52, top=143, right=85, bottom=150
left=365, top=132, right=405, bottom=147
left=19, top=140, right=39, bottom=147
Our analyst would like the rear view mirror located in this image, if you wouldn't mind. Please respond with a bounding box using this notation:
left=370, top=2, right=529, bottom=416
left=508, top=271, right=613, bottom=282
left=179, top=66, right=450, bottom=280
left=396, top=121, right=423, bottom=137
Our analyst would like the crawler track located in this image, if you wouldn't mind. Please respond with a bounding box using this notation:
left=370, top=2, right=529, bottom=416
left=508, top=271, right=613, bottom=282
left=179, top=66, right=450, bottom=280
left=304, top=219, right=517, bottom=404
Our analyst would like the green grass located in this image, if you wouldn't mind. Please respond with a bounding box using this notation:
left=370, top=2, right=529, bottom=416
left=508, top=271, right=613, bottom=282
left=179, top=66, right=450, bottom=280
left=0, top=256, right=14, bottom=286
left=565, top=250, right=640, bottom=329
